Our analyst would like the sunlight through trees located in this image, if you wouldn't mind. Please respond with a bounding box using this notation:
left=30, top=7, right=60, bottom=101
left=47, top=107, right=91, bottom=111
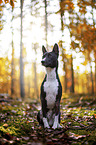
left=0, top=0, right=96, bottom=97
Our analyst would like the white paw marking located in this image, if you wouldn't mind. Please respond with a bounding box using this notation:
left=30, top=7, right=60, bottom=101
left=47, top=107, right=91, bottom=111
left=43, top=117, right=50, bottom=128
left=52, top=115, right=59, bottom=129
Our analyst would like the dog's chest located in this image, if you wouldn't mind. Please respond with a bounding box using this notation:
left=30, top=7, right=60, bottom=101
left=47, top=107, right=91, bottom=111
left=44, top=78, right=59, bottom=109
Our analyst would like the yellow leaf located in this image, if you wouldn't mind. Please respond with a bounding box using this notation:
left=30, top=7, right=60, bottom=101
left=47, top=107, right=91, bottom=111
left=66, top=54, right=71, bottom=59
left=26, top=121, right=30, bottom=124
left=94, top=46, right=96, bottom=51
left=77, top=66, right=80, bottom=70
left=10, top=0, right=14, bottom=8
left=83, top=60, right=87, bottom=66
left=85, top=70, right=88, bottom=74
left=4, top=0, right=9, bottom=4
left=94, top=114, right=96, bottom=119
left=3, top=123, right=8, bottom=128
left=0, top=0, right=3, bottom=4
left=0, top=6, right=2, bottom=11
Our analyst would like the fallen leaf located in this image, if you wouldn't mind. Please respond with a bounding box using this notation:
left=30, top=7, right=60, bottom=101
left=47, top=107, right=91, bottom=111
left=11, top=110, right=17, bottom=113
left=72, top=126, right=81, bottom=129
left=53, top=129, right=65, bottom=135
left=69, top=132, right=86, bottom=139
left=94, top=114, right=96, bottom=118
left=5, top=133, right=13, bottom=140
left=3, top=123, right=8, bottom=128
left=9, top=140, right=14, bottom=144
left=26, top=120, right=30, bottom=124
left=52, top=138, right=59, bottom=141
left=67, top=114, right=72, bottom=118
left=46, top=139, right=54, bottom=145
left=22, top=136, right=30, bottom=141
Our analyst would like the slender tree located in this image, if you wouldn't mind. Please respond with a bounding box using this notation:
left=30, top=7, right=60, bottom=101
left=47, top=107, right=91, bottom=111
left=59, top=0, right=75, bottom=93
left=20, top=0, right=25, bottom=98
left=44, top=0, right=48, bottom=48
left=94, top=45, right=96, bottom=94
left=69, top=8, right=75, bottom=93
left=75, top=0, right=95, bottom=94
left=59, top=0, right=96, bottom=94
left=88, top=54, right=94, bottom=94
left=92, top=3, right=96, bottom=94
left=59, top=0, right=67, bottom=93
left=70, top=55, right=74, bottom=93
left=11, top=8, right=15, bottom=96
left=33, top=44, right=39, bottom=98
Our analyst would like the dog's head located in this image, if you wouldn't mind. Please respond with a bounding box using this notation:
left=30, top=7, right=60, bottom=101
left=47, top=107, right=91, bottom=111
left=41, top=43, right=59, bottom=69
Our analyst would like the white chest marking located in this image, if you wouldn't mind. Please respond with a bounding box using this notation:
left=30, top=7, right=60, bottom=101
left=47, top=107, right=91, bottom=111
left=44, top=68, right=59, bottom=109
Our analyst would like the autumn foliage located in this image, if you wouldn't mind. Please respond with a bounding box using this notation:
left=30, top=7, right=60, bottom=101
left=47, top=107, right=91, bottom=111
left=59, top=0, right=96, bottom=94
left=0, top=0, right=15, bottom=7
left=0, top=1, right=96, bottom=144
left=0, top=0, right=96, bottom=97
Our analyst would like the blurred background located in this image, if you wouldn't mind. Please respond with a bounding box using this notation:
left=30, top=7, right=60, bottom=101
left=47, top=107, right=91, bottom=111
left=0, top=0, right=96, bottom=99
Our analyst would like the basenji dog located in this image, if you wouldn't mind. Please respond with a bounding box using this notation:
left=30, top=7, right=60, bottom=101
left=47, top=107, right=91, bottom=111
left=37, top=43, right=62, bottom=129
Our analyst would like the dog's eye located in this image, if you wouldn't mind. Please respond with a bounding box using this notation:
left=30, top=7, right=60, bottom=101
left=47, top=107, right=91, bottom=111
left=48, top=54, right=50, bottom=57
left=43, top=53, right=47, bottom=58
left=48, top=53, right=52, bottom=57
left=42, top=56, right=45, bottom=59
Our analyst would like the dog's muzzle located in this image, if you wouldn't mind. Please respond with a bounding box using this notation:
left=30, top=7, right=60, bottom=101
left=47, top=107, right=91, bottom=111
left=41, top=58, right=46, bottom=65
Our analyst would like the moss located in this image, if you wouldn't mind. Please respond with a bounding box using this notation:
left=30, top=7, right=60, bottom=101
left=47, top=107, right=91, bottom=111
left=0, top=95, right=96, bottom=145
left=0, top=126, right=19, bottom=136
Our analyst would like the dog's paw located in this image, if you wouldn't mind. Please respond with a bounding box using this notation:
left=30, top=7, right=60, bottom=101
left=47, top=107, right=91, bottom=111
left=52, top=123, right=58, bottom=129
left=57, top=123, right=62, bottom=128
left=43, top=117, right=50, bottom=128
left=52, top=123, right=62, bottom=129
left=44, top=124, right=50, bottom=128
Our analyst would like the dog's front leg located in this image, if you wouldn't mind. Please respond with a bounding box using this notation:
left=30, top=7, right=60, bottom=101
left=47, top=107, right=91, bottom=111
left=41, top=101, right=50, bottom=128
left=43, top=117, right=50, bottom=128
left=52, top=115, right=59, bottom=129
left=52, top=101, right=62, bottom=129
left=42, top=110, right=50, bottom=128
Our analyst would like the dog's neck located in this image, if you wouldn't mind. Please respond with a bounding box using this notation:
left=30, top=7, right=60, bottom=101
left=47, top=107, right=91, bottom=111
left=46, top=67, right=57, bottom=81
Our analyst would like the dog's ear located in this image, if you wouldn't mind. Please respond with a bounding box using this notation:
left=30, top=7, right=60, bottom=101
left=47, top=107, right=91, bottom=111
left=42, top=45, right=47, bottom=54
left=53, top=43, right=59, bottom=57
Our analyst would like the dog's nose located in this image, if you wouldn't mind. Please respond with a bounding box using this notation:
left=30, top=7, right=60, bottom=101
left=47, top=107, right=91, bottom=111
left=41, top=60, right=45, bottom=64
left=41, top=58, right=46, bottom=64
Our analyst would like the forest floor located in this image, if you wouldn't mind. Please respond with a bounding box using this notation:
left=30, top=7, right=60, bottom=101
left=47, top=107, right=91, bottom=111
left=0, top=94, right=96, bottom=145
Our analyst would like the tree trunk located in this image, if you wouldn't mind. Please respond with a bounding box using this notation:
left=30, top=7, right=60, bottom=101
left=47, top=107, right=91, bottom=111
left=33, top=62, right=39, bottom=98
left=11, top=9, right=15, bottom=96
left=92, top=4, right=96, bottom=94
left=89, top=55, right=94, bottom=94
left=60, top=6, right=67, bottom=93
left=95, top=51, right=96, bottom=94
left=28, top=75, right=30, bottom=98
left=20, top=0, right=25, bottom=98
left=68, top=10, right=75, bottom=93
left=70, top=55, right=74, bottom=93
left=44, top=0, right=48, bottom=48
left=64, top=61, right=67, bottom=93
left=86, top=74, right=90, bottom=94
left=33, top=44, right=39, bottom=98
left=11, top=39, right=15, bottom=96
left=90, top=64, right=94, bottom=95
